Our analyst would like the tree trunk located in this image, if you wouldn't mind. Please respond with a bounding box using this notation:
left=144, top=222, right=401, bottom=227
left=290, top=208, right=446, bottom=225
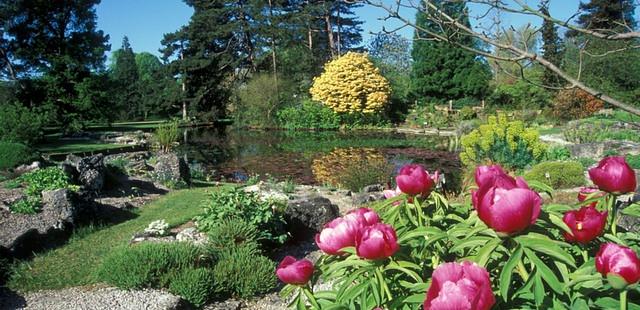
left=323, top=2, right=336, bottom=58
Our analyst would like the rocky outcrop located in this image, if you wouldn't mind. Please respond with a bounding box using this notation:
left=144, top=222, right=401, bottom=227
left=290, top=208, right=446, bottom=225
left=0, top=189, right=79, bottom=258
left=285, top=196, right=340, bottom=241
left=63, top=154, right=106, bottom=192
left=151, top=153, right=191, bottom=185
left=569, top=141, right=640, bottom=158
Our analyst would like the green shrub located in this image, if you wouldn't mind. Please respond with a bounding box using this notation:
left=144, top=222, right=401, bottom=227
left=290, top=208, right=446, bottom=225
left=545, top=146, right=571, bottom=161
left=97, top=242, right=210, bottom=290
left=233, top=74, right=296, bottom=128
left=0, top=102, right=44, bottom=144
left=524, top=161, right=586, bottom=189
left=458, top=106, right=476, bottom=120
left=105, top=158, right=130, bottom=175
left=21, top=167, right=75, bottom=197
left=277, top=99, right=340, bottom=130
left=626, top=154, right=640, bottom=169
left=155, top=121, right=179, bottom=152
left=9, top=198, right=40, bottom=214
left=576, top=157, right=597, bottom=169
left=337, top=158, right=394, bottom=192
left=460, top=113, right=547, bottom=169
left=212, top=245, right=277, bottom=298
left=167, top=267, right=217, bottom=308
left=195, top=188, right=288, bottom=245
left=8, top=167, right=76, bottom=214
left=206, top=218, right=259, bottom=249
left=0, top=141, right=37, bottom=170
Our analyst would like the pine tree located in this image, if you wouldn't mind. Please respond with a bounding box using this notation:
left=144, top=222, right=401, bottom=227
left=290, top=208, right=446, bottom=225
left=410, top=0, right=491, bottom=104
left=540, top=3, right=563, bottom=87
left=576, top=0, right=636, bottom=31
left=112, top=36, right=140, bottom=119
left=161, top=0, right=232, bottom=121
left=0, top=0, right=111, bottom=130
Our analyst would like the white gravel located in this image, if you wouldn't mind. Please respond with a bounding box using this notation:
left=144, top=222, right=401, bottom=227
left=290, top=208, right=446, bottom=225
left=0, top=286, right=185, bottom=310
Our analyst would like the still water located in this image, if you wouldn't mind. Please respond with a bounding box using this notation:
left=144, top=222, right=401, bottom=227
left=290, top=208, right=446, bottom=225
left=180, top=128, right=462, bottom=192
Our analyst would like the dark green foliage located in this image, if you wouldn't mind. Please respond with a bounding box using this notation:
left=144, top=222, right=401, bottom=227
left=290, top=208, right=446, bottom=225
left=212, top=244, right=277, bottom=298
left=97, top=242, right=210, bottom=290
left=167, top=268, right=217, bottom=308
left=206, top=218, right=259, bottom=249
left=0, top=141, right=37, bottom=170
left=574, top=0, right=636, bottom=32
left=488, top=79, right=551, bottom=109
left=0, top=257, right=10, bottom=285
left=539, top=3, right=564, bottom=87
left=410, top=0, right=491, bottom=103
left=277, top=100, right=340, bottom=130
left=1, top=0, right=111, bottom=131
left=0, top=103, right=44, bottom=144
left=524, top=161, right=586, bottom=189
left=195, top=188, right=288, bottom=244
left=111, top=36, right=140, bottom=120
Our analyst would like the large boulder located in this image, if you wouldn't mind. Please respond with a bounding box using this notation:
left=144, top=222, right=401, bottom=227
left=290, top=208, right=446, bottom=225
left=151, top=153, right=190, bottom=185
left=63, top=154, right=106, bottom=192
left=0, top=189, right=80, bottom=258
left=285, top=196, right=339, bottom=241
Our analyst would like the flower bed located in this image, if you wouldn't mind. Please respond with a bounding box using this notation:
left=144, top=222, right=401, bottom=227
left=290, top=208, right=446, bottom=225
left=277, top=156, right=640, bottom=309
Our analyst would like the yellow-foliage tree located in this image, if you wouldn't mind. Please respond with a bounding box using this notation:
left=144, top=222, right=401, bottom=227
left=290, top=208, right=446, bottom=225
left=310, top=52, right=391, bottom=114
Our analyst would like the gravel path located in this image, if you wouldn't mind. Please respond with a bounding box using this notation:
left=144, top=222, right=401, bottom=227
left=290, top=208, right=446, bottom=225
left=0, top=286, right=186, bottom=310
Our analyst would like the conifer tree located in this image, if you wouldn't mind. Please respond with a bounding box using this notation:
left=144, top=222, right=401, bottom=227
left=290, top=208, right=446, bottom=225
left=112, top=36, right=140, bottom=119
left=540, top=2, right=563, bottom=87
left=410, top=0, right=490, bottom=104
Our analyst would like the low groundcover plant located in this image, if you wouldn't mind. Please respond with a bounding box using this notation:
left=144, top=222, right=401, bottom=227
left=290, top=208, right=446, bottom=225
left=277, top=157, right=640, bottom=309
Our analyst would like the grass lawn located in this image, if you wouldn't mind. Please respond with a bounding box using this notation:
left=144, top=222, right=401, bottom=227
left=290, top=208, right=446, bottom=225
left=8, top=186, right=230, bottom=292
left=35, top=141, right=129, bottom=154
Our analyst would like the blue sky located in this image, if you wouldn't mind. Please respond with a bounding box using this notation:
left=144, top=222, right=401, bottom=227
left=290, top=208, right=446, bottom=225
left=96, top=1, right=638, bottom=58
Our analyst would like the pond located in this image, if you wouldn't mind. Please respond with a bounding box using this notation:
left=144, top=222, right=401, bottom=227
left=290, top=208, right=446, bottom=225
left=179, top=128, right=463, bottom=193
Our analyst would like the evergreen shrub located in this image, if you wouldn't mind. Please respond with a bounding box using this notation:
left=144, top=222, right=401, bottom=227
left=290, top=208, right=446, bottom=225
left=212, top=244, right=277, bottom=298
left=167, top=267, right=217, bottom=308
left=524, top=161, right=586, bottom=189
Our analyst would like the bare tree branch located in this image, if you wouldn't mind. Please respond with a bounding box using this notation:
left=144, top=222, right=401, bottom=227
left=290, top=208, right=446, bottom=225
left=363, top=0, right=640, bottom=116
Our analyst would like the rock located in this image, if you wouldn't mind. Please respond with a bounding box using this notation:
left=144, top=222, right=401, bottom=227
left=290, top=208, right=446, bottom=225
left=243, top=183, right=289, bottom=202
left=0, top=189, right=79, bottom=258
left=204, top=299, right=243, bottom=310
left=152, top=153, right=191, bottom=185
left=176, top=227, right=208, bottom=245
left=13, top=161, right=41, bottom=176
left=285, top=197, right=339, bottom=240
left=362, top=184, right=384, bottom=193
left=569, top=141, right=640, bottom=158
left=351, top=192, right=385, bottom=206
left=63, top=154, right=106, bottom=192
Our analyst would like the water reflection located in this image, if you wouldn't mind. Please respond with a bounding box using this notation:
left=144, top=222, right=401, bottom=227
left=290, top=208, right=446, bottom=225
left=178, top=127, right=463, bottom=192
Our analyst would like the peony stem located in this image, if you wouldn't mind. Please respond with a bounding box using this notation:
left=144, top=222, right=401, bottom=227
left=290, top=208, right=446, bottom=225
left=516, top=259, right=530, bottom=282
left=609, top=194, right=619, bottom=236
left=620, top=290, right=627, bottom=310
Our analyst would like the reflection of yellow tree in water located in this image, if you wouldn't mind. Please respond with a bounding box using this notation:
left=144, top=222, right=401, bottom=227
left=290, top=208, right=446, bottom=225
left=312, top=148, right=392, bottom=191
